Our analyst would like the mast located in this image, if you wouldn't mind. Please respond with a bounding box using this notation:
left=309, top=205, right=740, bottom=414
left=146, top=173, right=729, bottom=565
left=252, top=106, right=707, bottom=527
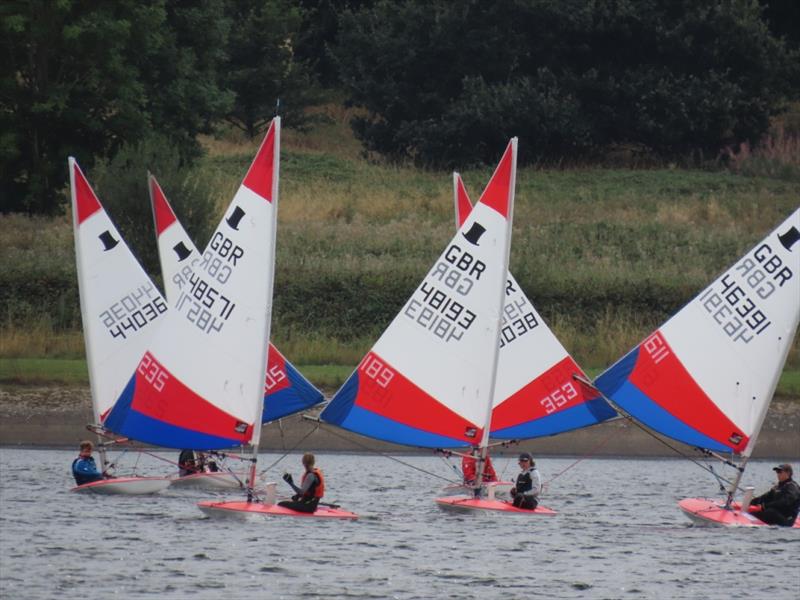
left=475, top=138, right=517, bottom=488
left=69, top=158, right=109, bottom=472
left=724, top=316, right=798, bottom=507
left=247, top=116, right=281, bottom=498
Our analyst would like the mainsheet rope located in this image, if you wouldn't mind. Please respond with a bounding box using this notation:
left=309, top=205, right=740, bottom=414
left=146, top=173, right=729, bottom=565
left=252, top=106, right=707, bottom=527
left=310, top=419, right=453, bottom=483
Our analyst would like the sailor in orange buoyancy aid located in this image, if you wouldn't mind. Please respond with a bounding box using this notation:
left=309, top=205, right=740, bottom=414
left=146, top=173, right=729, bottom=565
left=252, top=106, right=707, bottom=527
left=279, top=452, right=325, bottom=513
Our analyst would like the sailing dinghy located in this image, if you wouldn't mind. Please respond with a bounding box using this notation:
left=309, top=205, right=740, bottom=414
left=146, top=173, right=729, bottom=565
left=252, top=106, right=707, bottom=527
left=439, top=174, right=618, bottom=501
left=320, top=139, right=553, bottom=515
left=595, top=208, right=800, bottom=527
left=69, top=159, right=172, bottom=495
left=131, top=119, right=352, bottom=519
left=148, top=174, right=324, bottom=490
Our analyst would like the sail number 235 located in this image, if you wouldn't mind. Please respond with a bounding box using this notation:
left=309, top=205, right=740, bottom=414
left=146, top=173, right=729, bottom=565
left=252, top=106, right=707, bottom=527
left=138, top=354, right=169, bottom=392
left=540, top=382, right=577, bottom=414
left=360, top=355, right=395, bottom=388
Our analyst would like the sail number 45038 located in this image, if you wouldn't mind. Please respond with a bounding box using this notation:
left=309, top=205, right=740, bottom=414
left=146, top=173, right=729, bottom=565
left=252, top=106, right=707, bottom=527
left=360, top=355, right=395, bottom=388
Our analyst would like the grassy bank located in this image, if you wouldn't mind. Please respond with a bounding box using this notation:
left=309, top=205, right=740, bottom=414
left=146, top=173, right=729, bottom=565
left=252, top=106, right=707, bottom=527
left=1, top=106, right=799, bottom=370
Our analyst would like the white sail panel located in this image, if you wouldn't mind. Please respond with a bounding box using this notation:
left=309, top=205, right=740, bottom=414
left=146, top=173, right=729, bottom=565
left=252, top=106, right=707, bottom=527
left=453, top=173, right=616, bottom=438
left=321, top=141, right=517, bottom=447
left=104, top=120, right=280, bottom=449
left=70, top=158, right=169, bottom=423
left=596, top=208, right=800, bottom=454
left=149, top=174, right=323, bottom=424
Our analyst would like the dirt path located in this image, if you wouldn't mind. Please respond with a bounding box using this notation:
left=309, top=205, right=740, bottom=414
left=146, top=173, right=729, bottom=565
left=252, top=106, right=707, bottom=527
left=1, top=384, right=798, bottom=458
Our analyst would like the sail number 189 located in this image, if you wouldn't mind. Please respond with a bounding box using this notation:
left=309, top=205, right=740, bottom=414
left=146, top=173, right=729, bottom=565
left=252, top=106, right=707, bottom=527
left=360, top=355, right=395, bottom=388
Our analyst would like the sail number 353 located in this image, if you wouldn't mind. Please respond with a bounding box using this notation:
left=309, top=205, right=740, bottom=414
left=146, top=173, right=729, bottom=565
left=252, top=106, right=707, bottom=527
left=540, top=382, right=577, bottom=414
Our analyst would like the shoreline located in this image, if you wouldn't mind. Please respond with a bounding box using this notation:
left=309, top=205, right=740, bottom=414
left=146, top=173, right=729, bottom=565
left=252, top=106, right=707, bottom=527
left=2, top=384, right=798, bottom=459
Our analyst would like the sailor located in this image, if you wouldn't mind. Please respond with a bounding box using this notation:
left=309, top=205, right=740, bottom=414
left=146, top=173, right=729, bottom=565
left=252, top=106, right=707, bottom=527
left=750, top=463, right=800, bottom=526
left=509, top=452, right=540, bottom=510
left=279, top=453, right=325, bottom=513
left=71, top=440, right=104, bottom=485
left=178, top=449, right=197, bottom=477
left=462, top=447, right=498, bottom=485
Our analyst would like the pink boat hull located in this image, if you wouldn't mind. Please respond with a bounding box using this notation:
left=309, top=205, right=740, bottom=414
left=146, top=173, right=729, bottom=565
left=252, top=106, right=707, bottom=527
left=435, top=495, right=557, bottom=515
left=678, top=497, right=800, bottom=528
left=197, top=500, right=358, bottom=520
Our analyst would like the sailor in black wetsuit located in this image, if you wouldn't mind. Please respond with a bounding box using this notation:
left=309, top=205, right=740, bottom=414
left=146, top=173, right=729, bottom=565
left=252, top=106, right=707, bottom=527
left=510, top=452, right=541, bottom=510
left=279, top=453, right=324, bottom=513
left=751, top=463, right=800, bottom=527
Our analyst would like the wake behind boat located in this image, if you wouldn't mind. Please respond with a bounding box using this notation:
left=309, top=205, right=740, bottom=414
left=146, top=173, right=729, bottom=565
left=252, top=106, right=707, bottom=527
left=596, top=208, right=800, bottom=528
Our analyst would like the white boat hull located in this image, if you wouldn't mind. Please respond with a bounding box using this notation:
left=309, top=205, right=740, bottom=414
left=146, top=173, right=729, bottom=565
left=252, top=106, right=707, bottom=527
left=169, top=472, right=243, bottom=490
left=70, top=477, right=171, bottom=495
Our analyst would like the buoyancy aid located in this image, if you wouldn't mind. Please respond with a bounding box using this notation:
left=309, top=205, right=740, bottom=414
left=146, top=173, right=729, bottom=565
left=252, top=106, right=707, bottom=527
left=301, top=468, right=325, bottom=499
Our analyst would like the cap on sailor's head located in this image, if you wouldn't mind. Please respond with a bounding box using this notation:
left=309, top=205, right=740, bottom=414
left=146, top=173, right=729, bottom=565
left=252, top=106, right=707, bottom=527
left=518, top=452, right=533, bottom=463
left=773, top=463, right=793, bottom=476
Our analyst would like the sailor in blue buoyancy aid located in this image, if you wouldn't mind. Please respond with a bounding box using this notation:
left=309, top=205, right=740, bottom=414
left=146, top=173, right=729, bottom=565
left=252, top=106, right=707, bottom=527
left=510, top=452, right=541, bottom=510
left=72, top=440, right=104, bottom=485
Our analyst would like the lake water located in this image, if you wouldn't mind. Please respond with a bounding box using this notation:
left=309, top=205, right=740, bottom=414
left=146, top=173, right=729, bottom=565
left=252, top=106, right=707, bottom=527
left=0, top=448, right=797, bottom=599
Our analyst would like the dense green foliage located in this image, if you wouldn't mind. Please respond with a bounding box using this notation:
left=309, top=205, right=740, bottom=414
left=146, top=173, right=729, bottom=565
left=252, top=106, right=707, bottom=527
left=90, top=134, right=218, bottom=276
left=1, top=0, right=320, bottom=214
left=1, top=0, right=232, bottom=213
left=333, top=0, right=799, bottom=167
left=223, top=0, right=322, bottom=137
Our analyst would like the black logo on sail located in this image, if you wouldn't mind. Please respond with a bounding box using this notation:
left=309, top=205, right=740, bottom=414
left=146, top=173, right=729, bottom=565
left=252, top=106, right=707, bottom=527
left=778, top=226, right=800, bottom=251
left=728, top=432, right=743, bottom=445
left=98, top=230, right=119, bottom=251
left=226, top=206, right=246, bottom=230
left=234, top=421, right=248, bottom=434
left=462, top=222, right=486, bottom=246
left=172, top=241, right=192, bottom=262
left=464, top=427, right=477, bottom=438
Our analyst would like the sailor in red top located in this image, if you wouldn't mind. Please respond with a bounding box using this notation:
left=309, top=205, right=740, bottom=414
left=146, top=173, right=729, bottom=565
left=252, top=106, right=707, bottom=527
left=462, top=446, right=498, bottom=485
left=280, top=452, right=324, bottom=513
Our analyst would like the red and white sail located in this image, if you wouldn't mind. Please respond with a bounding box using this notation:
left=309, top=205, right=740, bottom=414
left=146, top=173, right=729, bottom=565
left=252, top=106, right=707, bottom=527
left=321, top=140, right=517, bottom=447
left=70, top=158, right=169, bottom=424
left=454, top=173, right=616, bottom=439
left=596, top=208, right=800, bottom=456
left=148, top=173, right=323, bottom=423
left=104, top=119, right=281, bottom=449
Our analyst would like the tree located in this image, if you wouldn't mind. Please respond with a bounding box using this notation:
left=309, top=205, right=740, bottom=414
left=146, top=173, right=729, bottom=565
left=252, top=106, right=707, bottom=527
left=222, top=0, right=323, bottom=137
left=91, top=133, right=217, bottom=279
left=333, top=0, right=799, bottom=167
left=0, top=0, right=232, bottom=214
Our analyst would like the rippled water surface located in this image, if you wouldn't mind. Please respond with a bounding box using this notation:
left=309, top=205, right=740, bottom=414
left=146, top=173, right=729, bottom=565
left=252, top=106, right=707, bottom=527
left=1, top=449, right=797, bottom=599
